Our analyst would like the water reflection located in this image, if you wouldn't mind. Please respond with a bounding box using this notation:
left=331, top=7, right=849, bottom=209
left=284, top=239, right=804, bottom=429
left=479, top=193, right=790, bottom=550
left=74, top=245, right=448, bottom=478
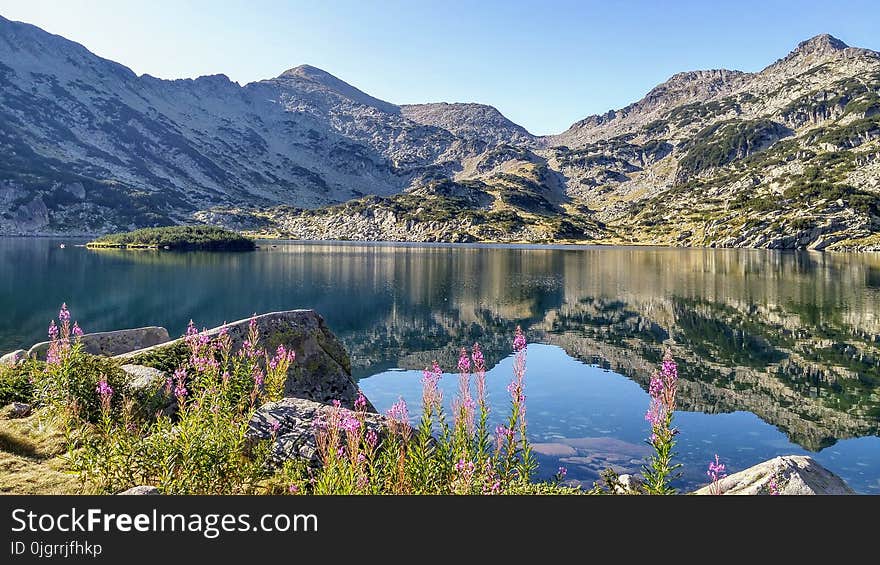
left=2, top=238, right=880, bottom=489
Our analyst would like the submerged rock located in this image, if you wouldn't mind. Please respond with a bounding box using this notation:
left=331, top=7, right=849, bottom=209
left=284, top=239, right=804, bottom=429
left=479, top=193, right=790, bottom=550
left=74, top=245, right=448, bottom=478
left=28, top=326, right=171, bottom=360
left=247, top=397, right=387, bottom=467
left=119, top=310, right=368, bottom=410
left=691, top=455, right=855, bottom=495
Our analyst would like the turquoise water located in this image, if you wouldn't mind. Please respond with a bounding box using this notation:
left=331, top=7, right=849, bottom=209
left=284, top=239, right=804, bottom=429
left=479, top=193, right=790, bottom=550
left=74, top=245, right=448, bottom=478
left=2, top=237, right=880, bottom=492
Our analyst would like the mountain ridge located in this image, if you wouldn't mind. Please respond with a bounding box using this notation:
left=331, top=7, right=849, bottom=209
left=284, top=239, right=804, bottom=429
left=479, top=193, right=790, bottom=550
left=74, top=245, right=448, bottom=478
left=0, top=19, right=878, bottom=250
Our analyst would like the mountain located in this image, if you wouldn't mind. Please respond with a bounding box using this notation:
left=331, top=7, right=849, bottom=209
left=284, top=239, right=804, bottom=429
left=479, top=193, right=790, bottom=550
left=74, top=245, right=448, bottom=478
left=1, top=17, right=879, bottom=250
left=0, top=15, right=528, bottom=234
left=401, top=102, right=535, bottom=145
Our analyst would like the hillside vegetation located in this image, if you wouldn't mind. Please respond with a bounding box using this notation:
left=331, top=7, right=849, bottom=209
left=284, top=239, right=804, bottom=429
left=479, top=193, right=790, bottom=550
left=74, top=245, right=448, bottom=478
left=87, top=225, right=255, bottom=251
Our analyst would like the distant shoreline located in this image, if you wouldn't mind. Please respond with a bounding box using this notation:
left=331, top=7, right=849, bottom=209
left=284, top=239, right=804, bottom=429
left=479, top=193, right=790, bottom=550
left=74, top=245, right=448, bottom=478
left=4, top=233, right=879, bottom=254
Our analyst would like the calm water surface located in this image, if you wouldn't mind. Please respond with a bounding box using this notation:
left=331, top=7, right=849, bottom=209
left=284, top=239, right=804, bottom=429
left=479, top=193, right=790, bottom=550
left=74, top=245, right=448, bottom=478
left=3, top=238, right=880, bottom=492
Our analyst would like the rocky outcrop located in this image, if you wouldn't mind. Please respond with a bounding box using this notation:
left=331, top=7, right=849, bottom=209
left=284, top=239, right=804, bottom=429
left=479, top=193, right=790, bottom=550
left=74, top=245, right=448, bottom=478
left=247, top=397, right=387, bottom=467
left=0, top=349, right=26, bottom=366
left=118, top=310, right=368, bottom=410
left=691, top=455, right=855, bottom=495
left=26, top=327, right=170, bottom=360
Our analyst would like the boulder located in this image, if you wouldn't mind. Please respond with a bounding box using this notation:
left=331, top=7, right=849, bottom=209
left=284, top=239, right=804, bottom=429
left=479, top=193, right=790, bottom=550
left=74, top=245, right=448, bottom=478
left=117, top=486, right=160, bottom=495
left=2, top=402, right=32, bottom=419
left=122, top=364, right=166, bottom=391
left=121, top=364, right=174, bottom=416
left=615, top=474, right=644, bottom=494
left=247, top=397, right=387, bottom=467
left=691, top=455, right=855, bottom=495
left=0, top=349, right=27, bottom=366
left=118, top=310, right=368, bottom=410
left=28, top=326, right=170, bottom=360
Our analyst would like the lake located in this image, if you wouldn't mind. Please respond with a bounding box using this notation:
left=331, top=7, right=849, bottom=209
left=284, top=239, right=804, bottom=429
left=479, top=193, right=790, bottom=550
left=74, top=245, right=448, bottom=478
left=2, top=237, right=880, bottom=493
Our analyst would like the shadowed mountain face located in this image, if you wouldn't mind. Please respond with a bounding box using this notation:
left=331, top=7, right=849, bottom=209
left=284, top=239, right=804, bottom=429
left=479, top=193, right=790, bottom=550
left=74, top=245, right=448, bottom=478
left=2, top=17, right=879, bottom=249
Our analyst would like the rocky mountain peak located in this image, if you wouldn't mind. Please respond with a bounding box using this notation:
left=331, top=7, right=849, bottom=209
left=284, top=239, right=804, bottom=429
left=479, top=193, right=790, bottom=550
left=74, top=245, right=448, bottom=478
left=273, top=64, right=399, bottom=114
left=764, top=33, right=878, bottom=76
left=791, top=33, right=849, bottom=56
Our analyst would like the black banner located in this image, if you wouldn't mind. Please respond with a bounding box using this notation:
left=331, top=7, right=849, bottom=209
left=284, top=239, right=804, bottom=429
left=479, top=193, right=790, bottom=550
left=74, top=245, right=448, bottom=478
left=0, top=495, right=871, bottom=562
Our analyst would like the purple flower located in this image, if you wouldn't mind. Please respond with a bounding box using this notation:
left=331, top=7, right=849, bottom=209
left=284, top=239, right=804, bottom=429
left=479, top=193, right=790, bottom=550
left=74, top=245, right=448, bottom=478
left=707, top=454, right=727, bottom=495
left=271, top=422, right=281, bottom=435
left=253, top=368, right=264, bottom=388
left=288, top=484, right=299, bottom=494
left=72, top=322, right=83, bottom=339
left=96, top=378, right=113, bottom=400
left=662, top=356, right=678, bottom=382
left=385, top=398, right=409, bottom=425
left=645, top=397, right=665, bottom=428
left=48, top=320, right=59, bottom=341
left=768, top=476, right=780, bottom=496
left=495, top=425, right=514, bottom=449
left=173, top=367, right=188, bottom=400
left=471, top=343, right=485, bottom=372
left=355, top=392, right=368, bottom=411
left=458, top=347, right=471, bottom=373
left=513, top=326, right=527, bottom=352
left=365, top=428, right=379, bottom=448
left=455, top=458, right=475, bottom=473
left=421, top=363, right=443, bottom=411
left=340, top=414, right=361, bottom=434
left=58, top=303, right=70, bottom=324
left=707, top=454, right=726, bottom=478
left=506, top=381, right=525, bottom=404
left=557, top=466, right=567, bottom=479
left=649, top=375, right=664, bottom=397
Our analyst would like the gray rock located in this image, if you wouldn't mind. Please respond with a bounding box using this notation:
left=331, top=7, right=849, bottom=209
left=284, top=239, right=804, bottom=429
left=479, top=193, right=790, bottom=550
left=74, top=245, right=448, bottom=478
left=247, top=397, right=387, bottom=467
left=691, top=455, right=855, bottom=495
left=121, top=364, right=166, bottom=390
left=117, top=486, right=160, bottom=495
left=122, top=364, right=174, bottom=416
left=28, top=326, right=170, bottom=360
left=615, top=474, right=644, bottom=494
left=118, top=310, right=369, bottom=410
left=0, top=349, right=27, bottom=366
left=3, top=402, right=32, bottom=418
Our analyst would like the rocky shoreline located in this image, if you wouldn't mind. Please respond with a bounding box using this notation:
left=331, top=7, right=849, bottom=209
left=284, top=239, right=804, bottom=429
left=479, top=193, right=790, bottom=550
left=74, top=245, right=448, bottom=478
left=3, top=229, right=880, bottom=252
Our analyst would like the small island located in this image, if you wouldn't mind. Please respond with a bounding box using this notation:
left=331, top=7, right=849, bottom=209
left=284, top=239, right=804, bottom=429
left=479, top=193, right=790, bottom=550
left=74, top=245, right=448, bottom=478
left=86, top=225, right=256, bottom=251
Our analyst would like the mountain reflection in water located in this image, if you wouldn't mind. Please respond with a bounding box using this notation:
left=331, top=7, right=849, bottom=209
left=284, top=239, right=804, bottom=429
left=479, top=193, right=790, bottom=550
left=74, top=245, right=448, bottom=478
left=2, top=239, right=879, bottom=491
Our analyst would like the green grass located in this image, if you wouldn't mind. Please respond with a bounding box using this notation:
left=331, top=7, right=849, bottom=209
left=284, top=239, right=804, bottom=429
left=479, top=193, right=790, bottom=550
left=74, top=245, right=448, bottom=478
left=88, top=225, right=256, bottom=251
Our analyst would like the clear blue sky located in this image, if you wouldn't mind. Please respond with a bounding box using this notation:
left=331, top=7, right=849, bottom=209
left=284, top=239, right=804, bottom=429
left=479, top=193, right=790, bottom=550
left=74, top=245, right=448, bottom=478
left=1, top=0, right=877, bottom=134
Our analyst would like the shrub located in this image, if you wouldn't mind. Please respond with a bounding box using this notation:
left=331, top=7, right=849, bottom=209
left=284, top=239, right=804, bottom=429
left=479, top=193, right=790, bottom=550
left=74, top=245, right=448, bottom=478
left=31, top=304, right=128, bottom=423
left=0, top=362, right=36, bottom=405
left=70, top=318, right=294, bottom=494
